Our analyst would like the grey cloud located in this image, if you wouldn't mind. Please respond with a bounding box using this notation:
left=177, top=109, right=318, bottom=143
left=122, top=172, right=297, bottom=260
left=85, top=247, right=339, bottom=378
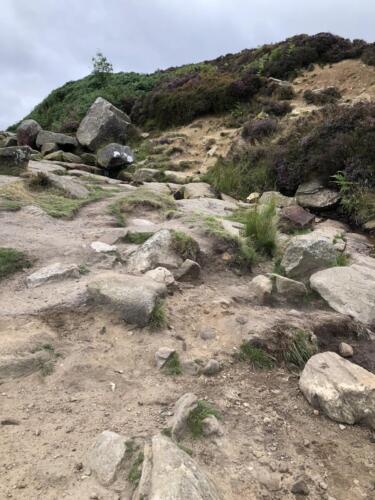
left=0, top=0, right=374, bottom=129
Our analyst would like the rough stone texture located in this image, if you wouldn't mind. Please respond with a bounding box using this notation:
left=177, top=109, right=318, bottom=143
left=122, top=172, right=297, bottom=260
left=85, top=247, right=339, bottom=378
left=279, top=205, right=315, bottom=231
left=44, top=151, right=82, bottom=164
left=164, top=170, right=194, bottom=184
left=155, top=347, right=176, bottom=369
left=87, top=272, right=167, bottom=327
left=339, top=342, right=354, bottom=358
left=183, top=182, right=216, bottom=199
left=310, top=265, right=375, bottom=325
left=26, top=263, right=80, bottom=288
left=134, top=435, right=222, bottom=500
left=28, top=160, right=66, bottom=175
left=175, top=259, right=201, bottom=282
left=145, top=267, right=175, bottom=286
left=16, top=119, right=42, bottom=148
left=0, top=146, right=31, bottom=175
left=202, top=359, right=221, bottom=376
left=202, top=415, right=224, bottom=437
left=133, top=168, right=159, bottom=182
left=272, top=274, right=307, bottom=300
left=97, top=143, right=134, bottom=169
left=176, top=198, right=237, bottom=217
left=170, top=393, right=198, bottom=441
left=259, top=191, right=297, bottom=208
left=42, top=172, right=89, bottom=199
left=41, top=142, right=59, bottom=155
left=251, top=275, right=273, bottom=304
left=77, top=97, right=133, bottom=151
left=87, top=431, right=128, bottom=486
left=90, top=241, right=118, bottom=253
left=246, top=192, right=260, bottom=203
left=296, top=180, right=340, bottom=209
left=36, top=130, right=78, bottom=150
left=282, top=233, right=337, bottom=280
left=126, top=230, right=184, bottom=274
left=0, top=351, right=52, bottom=380
left=299, top=352, right=375, bottom=429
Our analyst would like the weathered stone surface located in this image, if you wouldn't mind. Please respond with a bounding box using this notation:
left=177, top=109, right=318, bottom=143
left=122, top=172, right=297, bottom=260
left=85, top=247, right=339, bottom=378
left=36, top=130, right=77, bottom=150
left=126, top=230, right=184, bottom=274
left=87, top=272, right=167, bottom=327
left=0, top=146, right=31, bottom=175
left=44, top=151, right=82, bottom=163
left=91, top=241, right=118, bottom=253
left=279, top=205, right=315, bottom=231
left=133, top=168, right=159, bottom=182
left=134, top=435, right=222, bottom=500
left=164, top=170, right=194, bottom=184
left=202, top=415, right=223, bottom=437
left=155, top=347, right=176, bottom=369
left=175, top=259, right=201, bottom=282
left=299, top=352, right=375, bottom=429
left=26, top=263, right=80, bottom=288
left=251, top=275, right=273, bottom=304
left=16, top=119, right=42, bottom=148
left=176, top=198, right=237, bottom=217
left=27, top=160, right=66, bottom=175
left=259, top=191, right=297, bottom=208
left=310, top=265, right=375, bottom=325
left=87, top=431, right=128, bottom=486
left=77, top=97, right=133, bottom=151
left=170, top=393, right=198, bottom=441
left=339, top=342, right=354, bottom=358
left=246, top=192, right=260, bottom=203
left=272, top=274, right=307, bottom=300
left=202, top=359, right=221, bottom=376
left=41, top=142, right=59, bottom=155
left=296, top=180, right=340, bottom=209
left=282, top=233, right=337, bottom=280
left=0, top=351, right=52, bottom=380
left=145, top=267, right=175, bottom=286
left=97, top=143, right=134, bottom=169
left=42, top=172, right=89, bottom=198
left=80, top=152, right=97, bottom=166
left=183, top=182, right=216, bottom=199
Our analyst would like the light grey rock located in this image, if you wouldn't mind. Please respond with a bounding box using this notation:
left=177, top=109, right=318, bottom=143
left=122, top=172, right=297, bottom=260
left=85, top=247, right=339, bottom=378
left=183, top=182, right=216, bottom=199
left=126, top=230, right=184, bottom=274
left=175, top=259, right=201, bottom=282
left=91, top=241, right=118, bottom=253
left=272, top=274, right=307, bottom=300
left=251, top=275, right=273, bottom=304
left=41, top=142, right=59, bottom=155
left=77, top=97, right=133, bottom=151
left=44, top=151, right=82, bottom=164
left=87, top=272, right=167, bottom=327
left=310, top=265, right=375, bottom=325
left=296, top=180, right=340, bottom=209
left=164, top=170, right=193, bottom=184
left=134, top=434, right=222, bottom=500
left=87, top=431, right=128, bottom=486
left=36, top=130, right=77, bottom=150
left=202, top=415, right=223, bottom=437
left=176, top=198, right=237, bottom=217
left=97, top=143, right=134, bottom=169
left=133, top=168, right=159, bottom=182
left=16, top=119, right=42, bottom=148
left=155, top=347, right=176, bottom=369
left=42, top=172, right=89, bottom=199
left=26, top=263, right=80, bottom=288
left=28, top=160, right=66, bottom=175
left=145, top=267, right=175, bottom=286
left=259, top=191, right=297, bottom=208
left=339, top=342, right=354, bottom=358
left=170, top=393, right=198, bottom=441
left=281, top=233, right=337, bottom=280
left=202, top=359, right=221, bottom=376
left=299, top=352, right=375, bottom=429
left=0, top=351, right=52, bottom=380
left=0, top=146, right=31, bottom=175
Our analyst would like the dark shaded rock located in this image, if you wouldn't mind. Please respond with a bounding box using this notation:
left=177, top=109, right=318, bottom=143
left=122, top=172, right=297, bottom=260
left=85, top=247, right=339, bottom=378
left=0, top=146, right=31, bottom=175
left=16, top=119, right=42, bottom=148
left=279, top=205, right=315, bottom=231
left=97, top=143, right=134, bottom=169
left=36, top=130, right=77, bottom=151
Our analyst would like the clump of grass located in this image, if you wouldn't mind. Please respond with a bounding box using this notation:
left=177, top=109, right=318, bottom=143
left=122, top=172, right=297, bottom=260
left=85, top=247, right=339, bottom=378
left=149, top=301, right=167, bottom=330
left=284, top=330, right=318, bottom=369
left=38, top=360, right=55, bottom=377
left=28, top=172, right=52, bottom=191
left=79, top=264, right=90, bottom=275
left=0, top=247, right=31, bottom=280
left=0, top=199, right=22, bottom=212
left=123, top=231, right=154, bottom=244
left=244, top=201, right=277, bottom=257
left=331, top=253, right=349, bottom=267
left=128, top=452, right=144, bottom=486
left=171, top=230, right=200, bottom=261
left=272, top=256, right=286, bottom=276
left=163, top=352, right=182, bottom=376
left=187, top=400, right=221, bottom=439
left=161, top=427, right=172, bottom=437
left=108, top=199, right=127, bottom=227
left=237, top=343, right=275, bottom=369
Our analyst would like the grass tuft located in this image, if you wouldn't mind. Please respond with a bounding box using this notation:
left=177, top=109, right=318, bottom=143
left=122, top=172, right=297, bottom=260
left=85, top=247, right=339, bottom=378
left=284, top=330, right=318, bottom=369
left=123, top=231, right=154, bottom=244
left=331, top=253, right=349, bottom=267
left=244, top=201, right=277, bottom=257
left=237, top=343, right=275, bottom=369
left=149, top=301, right=167, bottom=330
left=128, top=452, right=144, bottom=486
left=171, top=230, right=200, bottom=261
left=0, top=247, right=31, bottom=280
left=187, top=400, right=221, bottom=439
left=163, top=352, right=182, bottom=376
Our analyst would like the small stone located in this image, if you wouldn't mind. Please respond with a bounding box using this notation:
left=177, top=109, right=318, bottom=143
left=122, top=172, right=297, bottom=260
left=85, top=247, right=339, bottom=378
left=155, top=348, right=176, bottom=369
left=339, top=424, right=346, bottom=430
left=200, top=328, right=216, bottom=341
left=202, top=359, right=221, bottom=376
left=202, top=415, right=224, bottom=437
left=291, top=479, right=309, bottom=496
left=339, top=342, right=354, bottom=358
left=236, top=316, right=248, bottom=325
left=91, top=241, right=117, bottom=253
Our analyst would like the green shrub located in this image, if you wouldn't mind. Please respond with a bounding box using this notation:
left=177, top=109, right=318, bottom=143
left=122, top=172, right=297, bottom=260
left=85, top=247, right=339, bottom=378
left=361, top=43, right=375, bottom=66
left=303, top=86, right=341, bottom=105
left=123, top=231, right=154, bottom=244
left=284, top=329, right=318, bottom=369
left=28, top=172, right=52, bottom=190
left=128, top=452, right=144, bottom=486
left=0, top=248, right=31, bottom=280
left=187, top=401, right=221, bottom=438
left=332, top=253, right=349, bottom=267
left=242, top=119, right=278, bottom=142
left=237, top=343, right=275, bottom=369
left=163, top=352, right=182, bottom=376
left=149, top=301, right=167, bottom=330
left=244, top=202, right=278, bottom=257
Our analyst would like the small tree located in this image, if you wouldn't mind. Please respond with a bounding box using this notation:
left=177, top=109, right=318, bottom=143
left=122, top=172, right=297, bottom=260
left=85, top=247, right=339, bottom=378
left=91, top=51, right=113, bottom=77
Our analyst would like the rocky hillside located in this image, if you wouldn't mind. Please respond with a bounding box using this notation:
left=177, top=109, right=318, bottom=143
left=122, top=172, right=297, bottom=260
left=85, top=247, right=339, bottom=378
left=0, top=33, right=375, bottom=500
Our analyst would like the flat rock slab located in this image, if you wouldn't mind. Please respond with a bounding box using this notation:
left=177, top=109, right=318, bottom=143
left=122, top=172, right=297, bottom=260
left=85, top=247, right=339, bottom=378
left=176, top=198, right=237, bottom=217
left=135, top=434, right=222, bottom=500
left=0, top=175, right=22, bottom=187
left=300, top=352, right=375, bottom=429
left=26, top=262, right=80, bottom=288
left=310, top=264, right=375, bottom=325
left=44, top=172, right=89, bottom=199
left=28, top=160, right=66, bottom=175
left=296, top=180, right=340, bottom=209
left=87, top=272, right=167, bottom=327
left=183, top=182, right=216, bottom=199
left=259, top=191, right=296, bottom=208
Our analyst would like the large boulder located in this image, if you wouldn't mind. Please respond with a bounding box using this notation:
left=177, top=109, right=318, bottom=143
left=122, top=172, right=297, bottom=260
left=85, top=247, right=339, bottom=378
left=272, top=274, right=307, bottom=301
left=126, top=229, right=186, bottom=274
left=310, top=264, right=375, bottom=325
left=259, top=191, right=296, bottom=208
left=296, top=179, right=340, bottom=209
left=134, top=434, right=222, bottom=500
left=183, top=182, right=216, bottom=199
left=97, top=143, right=134, bottom=169
left=0, top=146, right=31, bottom=175
left=299, top=352, right=375, bottom=429
left=16, top=119, right=42, bottom=148
left=36, top=130, right=78, bottom=151
left=279, top=205, right=315, bottom=231
left=87, top=272, right=167, bottom=327
left=170, top=393, right=198, bottom=441
left=281, top=233, right=337, bottom=280
left=40, top=172, right=89, bottom=199
left=77, top=97, right=133, bottom=151
left=87, top=431, right=128, bottom=486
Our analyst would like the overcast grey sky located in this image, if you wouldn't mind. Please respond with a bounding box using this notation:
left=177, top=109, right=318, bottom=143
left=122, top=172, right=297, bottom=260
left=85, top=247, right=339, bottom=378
left=0, top=0, right=374, bottom=129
